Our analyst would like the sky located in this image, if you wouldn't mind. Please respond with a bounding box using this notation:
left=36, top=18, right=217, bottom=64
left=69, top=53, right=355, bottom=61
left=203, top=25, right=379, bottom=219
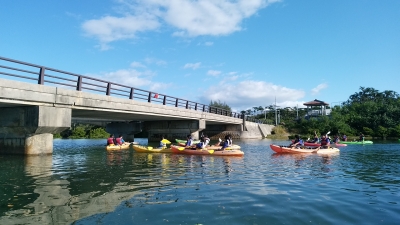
left=1, top=0, right=399, bottom=112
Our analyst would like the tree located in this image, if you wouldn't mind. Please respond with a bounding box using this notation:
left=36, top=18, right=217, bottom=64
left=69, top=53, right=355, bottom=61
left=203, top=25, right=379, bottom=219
left=209, top=100, right=232, bottom=112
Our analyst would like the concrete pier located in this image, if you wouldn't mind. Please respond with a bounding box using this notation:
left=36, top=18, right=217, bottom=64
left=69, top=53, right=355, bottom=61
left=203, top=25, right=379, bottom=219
left=0, top=106, right=71, bottom=155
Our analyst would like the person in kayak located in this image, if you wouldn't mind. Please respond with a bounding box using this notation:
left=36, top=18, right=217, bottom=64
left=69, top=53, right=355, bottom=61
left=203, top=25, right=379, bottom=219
left=185, top=135, right=193, bottom=147
left=115, top=135, right=125, bottom=145
left=290, top=135, right=304, bottom=148
left=107, top=134, right=116, bottom=145
left=333, top=135, right=340, bottom=144
left=342, top=134, right=347, bottom=141
left=313, top=135, right=330, bottom=152
left=319, top=135, right=329, bottom=149
left=159, top=136, right=167, bottom=148
left=308, top=131, right=319, bottom=143
left=218, top=137, right=230, bottom=151
left=194, top=135, right=210, bottom=149
left=227, top=134, right=233, bottom=146
left=359, top=133, right=365, bottom=142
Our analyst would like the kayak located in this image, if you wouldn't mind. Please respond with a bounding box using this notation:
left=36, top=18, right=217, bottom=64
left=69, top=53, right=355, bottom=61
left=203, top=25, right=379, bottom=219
left=178, top=142, right=241, bottom=149
left=340, top=141, right=373, bottom=144
left=170, top=145, right=244, bottom=156
left=175, top=139, right=200, bottom=144
left=106, top=143, right=131, bottom=150
left=294, top=141, right=347, bottom=147
left=270, top=144, right=340, bottom=154
left=133, top=145, right=172, bottom=153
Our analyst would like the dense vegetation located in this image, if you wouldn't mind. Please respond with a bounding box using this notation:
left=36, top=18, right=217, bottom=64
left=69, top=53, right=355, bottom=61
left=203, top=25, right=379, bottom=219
left=242, top=87, right=400, bottom=139
left=210, top=100, right=232, bottom=112
left=54, top=124, right=110, bottom=139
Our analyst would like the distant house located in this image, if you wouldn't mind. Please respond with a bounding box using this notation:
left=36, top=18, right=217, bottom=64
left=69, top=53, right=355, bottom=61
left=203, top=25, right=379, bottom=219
left=303, top=99, right=331, bottom=118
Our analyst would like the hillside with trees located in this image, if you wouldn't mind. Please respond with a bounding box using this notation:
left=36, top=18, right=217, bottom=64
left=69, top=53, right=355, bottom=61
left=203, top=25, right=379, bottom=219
left=241, top=87, right=400, bottom=139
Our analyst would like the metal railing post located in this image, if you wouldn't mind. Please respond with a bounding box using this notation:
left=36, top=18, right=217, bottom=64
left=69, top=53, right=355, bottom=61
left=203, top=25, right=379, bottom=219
left=76, top=76, right=82, bottom=91
left=106, top=83, right=111, bottom=95
left=129, top=88, right=134, bottom=99
left=38, top=67, right=45, bottom=84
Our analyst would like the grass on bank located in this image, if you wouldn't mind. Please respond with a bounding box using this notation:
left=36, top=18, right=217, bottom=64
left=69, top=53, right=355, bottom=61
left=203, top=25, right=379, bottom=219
left=267, top=125, right=290, bottom=139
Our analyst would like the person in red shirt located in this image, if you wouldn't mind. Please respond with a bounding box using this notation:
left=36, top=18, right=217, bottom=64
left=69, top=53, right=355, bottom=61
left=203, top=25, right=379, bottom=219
left=107, top=134, right=116, bottom=145
left=115, top=135, right=125, bottom=145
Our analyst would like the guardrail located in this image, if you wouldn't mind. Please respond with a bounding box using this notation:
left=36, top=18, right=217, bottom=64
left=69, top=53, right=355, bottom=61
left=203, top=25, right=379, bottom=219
left=0, top=56, right=249, bottom=120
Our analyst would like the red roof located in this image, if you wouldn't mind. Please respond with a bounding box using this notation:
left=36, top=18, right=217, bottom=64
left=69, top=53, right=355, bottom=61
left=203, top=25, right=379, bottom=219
left=303, top=99, right=329, bottom=106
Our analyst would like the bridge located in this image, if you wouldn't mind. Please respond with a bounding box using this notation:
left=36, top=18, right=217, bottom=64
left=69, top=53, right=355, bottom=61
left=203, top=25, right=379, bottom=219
left=0, top=56, right=273, bottom=155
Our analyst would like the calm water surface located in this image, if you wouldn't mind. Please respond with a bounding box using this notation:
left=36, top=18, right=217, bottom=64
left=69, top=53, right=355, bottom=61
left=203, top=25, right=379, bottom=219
left=0, top=139, right=399, bottom=225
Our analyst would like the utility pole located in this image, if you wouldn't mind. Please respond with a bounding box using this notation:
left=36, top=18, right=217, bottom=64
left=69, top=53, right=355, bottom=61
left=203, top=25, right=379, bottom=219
left=264, top=107, right=267, bottom=120
left=275, top=98, right=277, bottom=125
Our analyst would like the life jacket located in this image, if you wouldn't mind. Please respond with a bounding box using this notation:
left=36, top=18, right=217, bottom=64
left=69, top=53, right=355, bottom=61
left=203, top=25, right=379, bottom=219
left=185, top=139, right=192, bottom=146
left=196, top=142, right=204, bottom=149
left=294, top=139, right=304, bottom=146
left=320, top=138, right=328, bottom=146
left=107, top=137, right=114, bottom=145
left=159, top=141, right=166, bottom=148
left=115, top=137, right=122, bottom=145
left=204, top=138, right=210, bottom=146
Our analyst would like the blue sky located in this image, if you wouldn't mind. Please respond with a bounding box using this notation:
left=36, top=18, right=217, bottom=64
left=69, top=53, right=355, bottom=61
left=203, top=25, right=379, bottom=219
left=1, top=0, right=399, bottom=112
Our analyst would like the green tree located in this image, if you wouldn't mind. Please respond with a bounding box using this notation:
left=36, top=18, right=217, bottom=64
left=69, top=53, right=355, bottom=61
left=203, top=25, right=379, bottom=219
left=209, top=100, right=232, bottom=112
left=89, top=127, right=110, bottom=139
left=70, top=125, right=87, bottom=139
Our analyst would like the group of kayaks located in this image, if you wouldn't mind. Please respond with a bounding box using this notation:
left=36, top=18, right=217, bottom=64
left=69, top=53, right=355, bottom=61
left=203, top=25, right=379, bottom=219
left=107, top=138, right=374, bottom=156
left=107, top=139, right=245, bottom=156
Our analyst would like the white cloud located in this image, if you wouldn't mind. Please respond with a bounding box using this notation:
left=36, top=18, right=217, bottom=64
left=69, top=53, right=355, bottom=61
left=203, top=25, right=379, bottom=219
left=311, top=83, right=328, bottom=95
left=82, top=0, right=281, bottom=48
left=204, top=41, right=214, bottom=46
left=184, top=62, right=201, bottom=70
left=102, top=69, right=154, bottom=87
left=92, top=66, right=170, bottom=92
left=207, top=70, right=222, bottom=76
left=82, top=15, right=160, bottom=50
left=130, top=61, right=146, bottom=68
left=199, top=80, right=305, bottom=110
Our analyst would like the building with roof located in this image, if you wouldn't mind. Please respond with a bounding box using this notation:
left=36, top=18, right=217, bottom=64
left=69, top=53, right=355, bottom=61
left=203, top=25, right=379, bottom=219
left=303, top=99, right=331, bottom=119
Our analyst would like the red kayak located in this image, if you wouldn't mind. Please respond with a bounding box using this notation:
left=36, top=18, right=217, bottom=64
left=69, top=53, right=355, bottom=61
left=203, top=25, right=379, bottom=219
left=270, top=144, right=340, bottom=154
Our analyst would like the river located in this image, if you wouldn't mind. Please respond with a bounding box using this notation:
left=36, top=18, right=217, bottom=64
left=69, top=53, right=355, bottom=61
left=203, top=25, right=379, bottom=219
left=0, top=138, right=399, bottom=225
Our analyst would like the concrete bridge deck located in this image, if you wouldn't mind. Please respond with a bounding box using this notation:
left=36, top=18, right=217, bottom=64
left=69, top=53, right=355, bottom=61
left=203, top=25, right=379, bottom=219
left=0, top=56, right=274, bottom=155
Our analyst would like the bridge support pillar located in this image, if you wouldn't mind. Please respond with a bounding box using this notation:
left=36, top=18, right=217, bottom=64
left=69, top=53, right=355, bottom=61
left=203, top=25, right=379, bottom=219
left=202, top=124, right=243, bottom=140
left=144, top=120, right=205, bottom=142
left=0, top=106, right=71, bottom=155
left=105, top=122, right=142, bottom=142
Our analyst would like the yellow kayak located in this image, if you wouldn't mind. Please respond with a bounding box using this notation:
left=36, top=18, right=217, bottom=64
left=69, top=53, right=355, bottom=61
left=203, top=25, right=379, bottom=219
left=133, top=145, right=172, bottom=153
left=106, top=143, right=131, bottom=151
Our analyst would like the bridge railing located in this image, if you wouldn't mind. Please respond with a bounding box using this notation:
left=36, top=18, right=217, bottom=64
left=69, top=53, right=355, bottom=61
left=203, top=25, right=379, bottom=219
left=0, top=56, right=251, bottom=120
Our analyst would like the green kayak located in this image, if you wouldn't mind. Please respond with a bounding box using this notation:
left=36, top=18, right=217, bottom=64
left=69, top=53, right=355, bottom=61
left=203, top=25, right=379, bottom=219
left=175, top=139, right=201, bottom=144
left=340, top=141, right=373, bottom=144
